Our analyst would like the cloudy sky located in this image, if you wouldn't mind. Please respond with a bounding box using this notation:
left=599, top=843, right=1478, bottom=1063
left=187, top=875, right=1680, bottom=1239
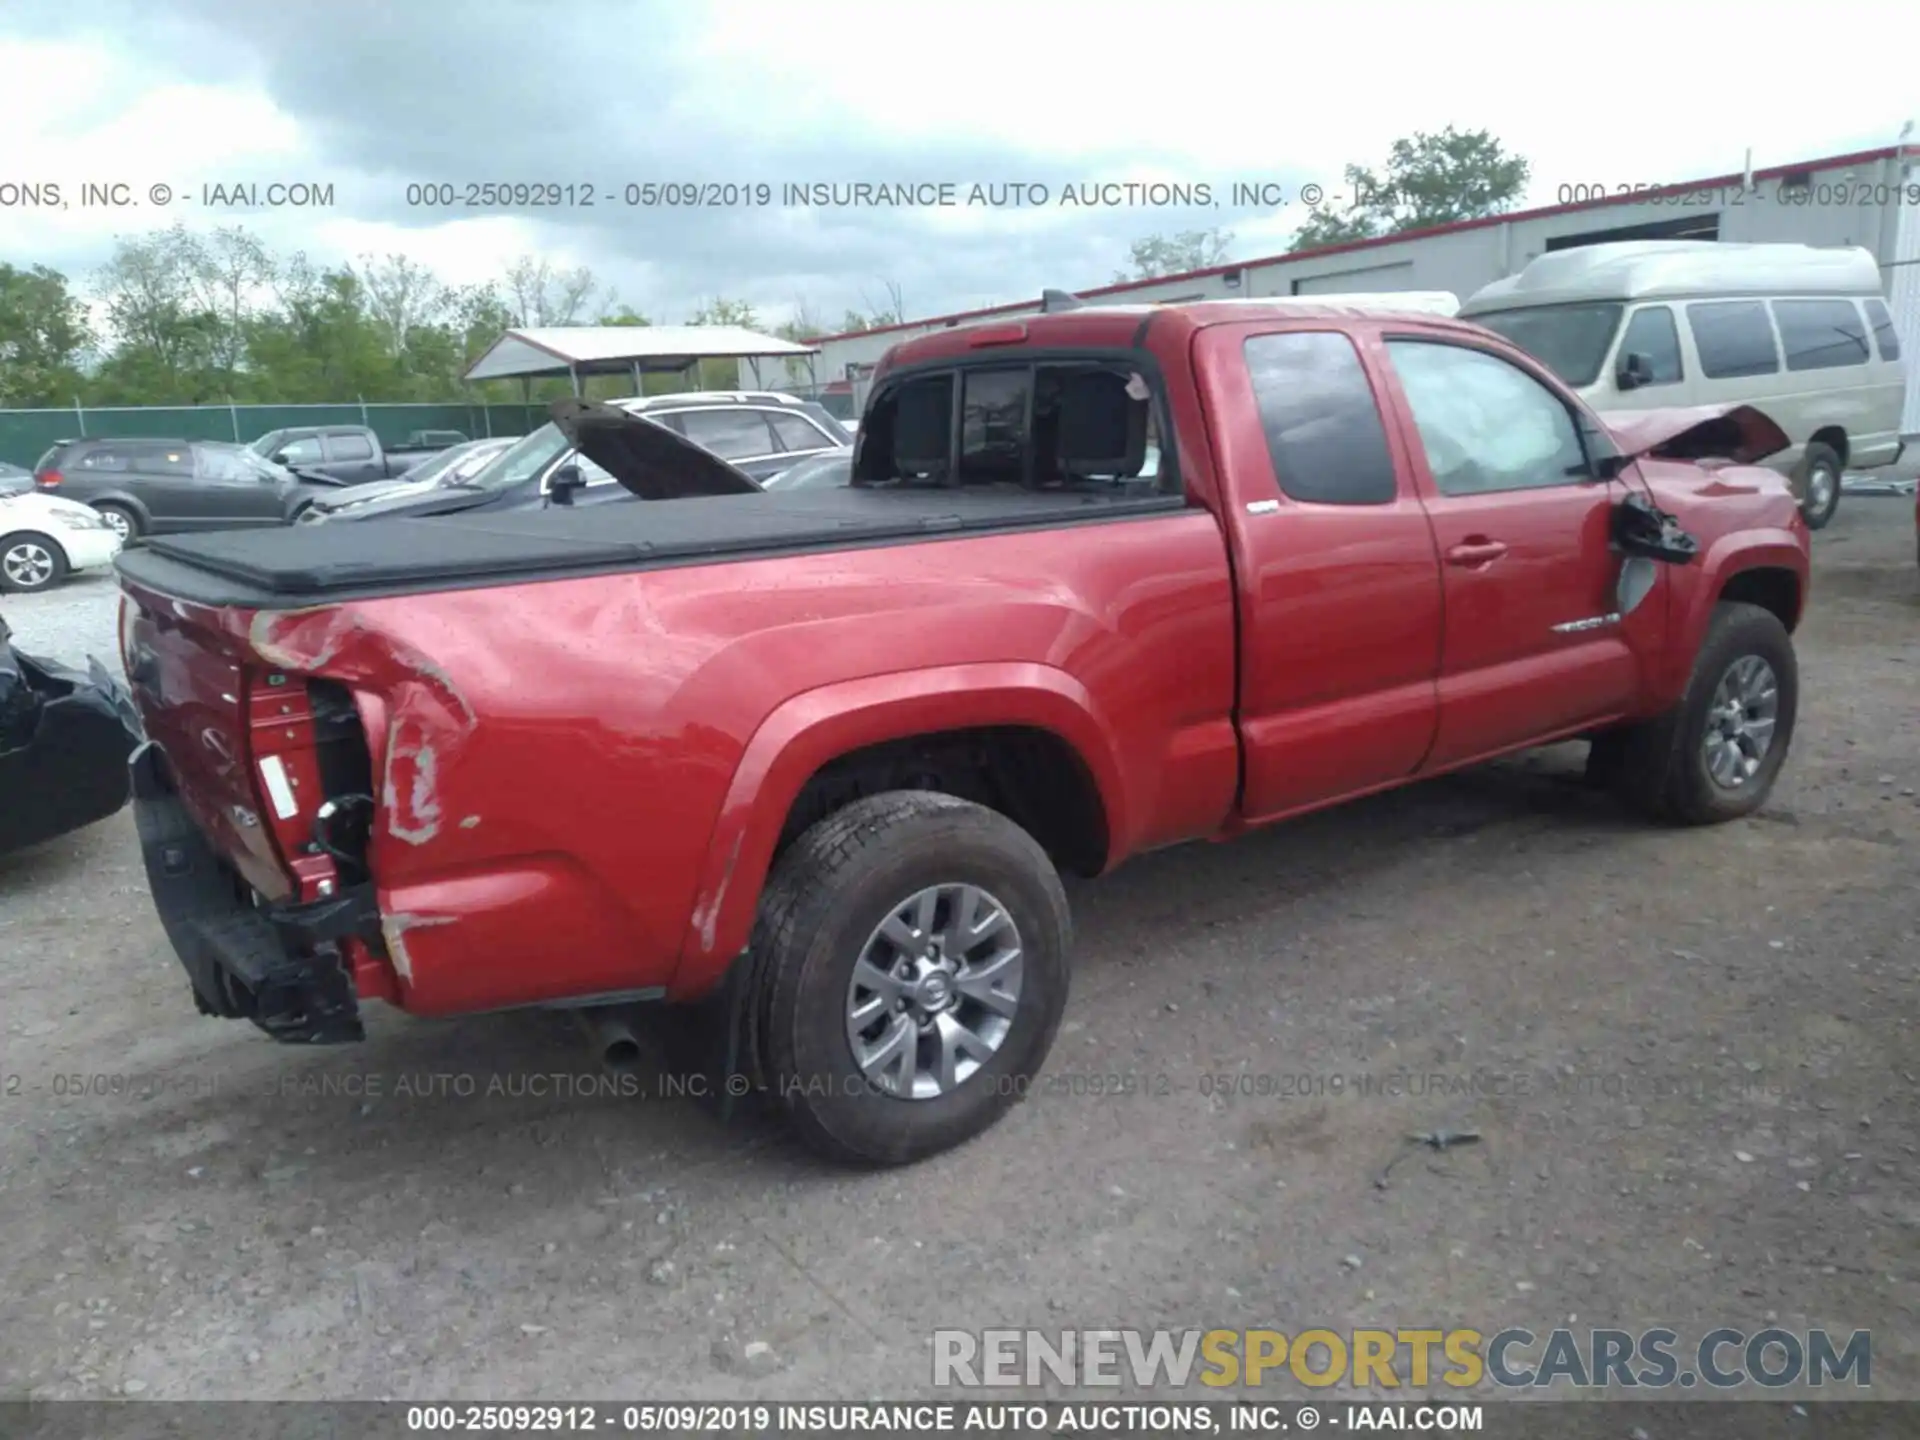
left=1, top=0, right=1911, bottom=336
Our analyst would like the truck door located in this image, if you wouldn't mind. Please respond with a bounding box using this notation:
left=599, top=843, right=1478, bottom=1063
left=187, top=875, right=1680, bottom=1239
left=1194, top=322, right=1444, bottom=821
left=1377, top=336, right=1654, bottom=766
left=324, top=430, right=381, bottom=482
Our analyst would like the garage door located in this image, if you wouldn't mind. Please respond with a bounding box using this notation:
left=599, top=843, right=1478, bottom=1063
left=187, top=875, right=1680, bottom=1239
left=1289, top=263, right=1417, bottom=295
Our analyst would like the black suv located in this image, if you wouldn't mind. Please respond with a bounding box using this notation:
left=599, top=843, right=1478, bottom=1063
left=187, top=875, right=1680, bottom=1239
left=317, top=392, right=851, bottom=524
left=33, top=438, right=340, bottom=540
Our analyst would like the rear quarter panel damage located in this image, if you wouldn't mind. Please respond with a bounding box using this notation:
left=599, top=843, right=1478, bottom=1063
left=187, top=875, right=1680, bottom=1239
left=255, top=515, right=1237, bottom=1016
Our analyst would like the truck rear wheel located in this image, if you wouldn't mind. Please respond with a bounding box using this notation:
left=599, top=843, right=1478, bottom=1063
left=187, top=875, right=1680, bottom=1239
left=750, top=790, right=1071, bottom=1166
left=1607, top=600, right=1797, bottom=825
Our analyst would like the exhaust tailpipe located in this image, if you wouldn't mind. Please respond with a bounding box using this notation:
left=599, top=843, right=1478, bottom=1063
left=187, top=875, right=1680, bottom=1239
left=575, top=1006, right=647, bottom=1074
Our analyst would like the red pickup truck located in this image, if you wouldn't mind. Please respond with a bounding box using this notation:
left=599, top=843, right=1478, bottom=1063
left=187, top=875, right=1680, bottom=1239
left=117, top=298, right=1810, bottom=1166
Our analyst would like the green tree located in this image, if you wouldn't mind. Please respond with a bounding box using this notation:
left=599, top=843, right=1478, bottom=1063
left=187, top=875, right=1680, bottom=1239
left=0, top=263, right=92, bottom=406
left=1115, top=228, right=1233, bottom=282
left=503, top=255, right=604, bottom=326
left=1289, top=127, right=1530, bottom=252
left=687, top=297, right=763, bottom=387
left=90, top=227, right=226, bottom=403
left=836, top=280, right=905, bottom=333
left=773, top=303, right=829, bottom=386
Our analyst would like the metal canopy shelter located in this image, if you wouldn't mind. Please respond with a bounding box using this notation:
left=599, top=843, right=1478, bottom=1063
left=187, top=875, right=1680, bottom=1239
left=463, top=325, right=819, bottom=394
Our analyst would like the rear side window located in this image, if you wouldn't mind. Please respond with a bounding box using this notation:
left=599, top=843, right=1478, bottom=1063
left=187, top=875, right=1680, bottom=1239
left=275, top=435, right=325, bottom=465
left=1687, top=301, right=1779, bottom=379
left=194, top=445, right=254, bottom=481
left=76, top=447, right=131, bottom=471
left=1772, top=299, right=1871, bottom=372
left=767, top=411, right=832, bottom=453
left=1243, top=331, right=1397, bottom=504
left=678, top=408, right=779, bottom=460
left=135, top=443, right=192, bottom=474
left=329, top=433, right=375, bottom=461
left=1862, top=298, right=1901, bottom=362
left=1618, top=306, right=1684, bottom=385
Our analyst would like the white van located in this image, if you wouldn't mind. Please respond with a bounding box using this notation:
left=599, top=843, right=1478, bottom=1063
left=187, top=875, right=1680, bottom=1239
left=1460, top=242, right=1907, bottom=529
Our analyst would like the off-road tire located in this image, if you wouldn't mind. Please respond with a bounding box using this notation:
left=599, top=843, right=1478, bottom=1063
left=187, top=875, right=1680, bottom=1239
left=750, top=790, right=1071, bottom=1167
left=1610, top=601, right=1797, bottom=825
left=0, top=531, right=69, bottom=593
left=1795, top=441, right=1842, bottom=531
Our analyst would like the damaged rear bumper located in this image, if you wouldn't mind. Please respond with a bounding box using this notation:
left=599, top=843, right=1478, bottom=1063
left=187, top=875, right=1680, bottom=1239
left=130, top=740, right=374, bottom=1044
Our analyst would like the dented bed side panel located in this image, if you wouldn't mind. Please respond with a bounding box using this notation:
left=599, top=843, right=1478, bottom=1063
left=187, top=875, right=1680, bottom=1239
left=231, top=514, right=1238, bottom=1018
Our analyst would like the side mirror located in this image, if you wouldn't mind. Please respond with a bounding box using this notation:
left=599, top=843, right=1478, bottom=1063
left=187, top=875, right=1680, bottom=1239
left=1616, top=352, right=1654, bottom=391
left=547, top=462, right=584, bottom=505
left=270, top=450, right=293, bottom=466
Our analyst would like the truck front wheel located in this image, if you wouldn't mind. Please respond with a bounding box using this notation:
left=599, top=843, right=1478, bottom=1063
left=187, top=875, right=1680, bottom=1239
left=1606, top=600, right=1798, bottom=825
left=750, top=790, right=1071, bottom=1166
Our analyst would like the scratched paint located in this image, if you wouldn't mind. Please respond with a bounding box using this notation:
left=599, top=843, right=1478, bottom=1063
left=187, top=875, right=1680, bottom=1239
left=691, top=833, right=743, bottom=954
left=380, top=913, right=457, bottom=982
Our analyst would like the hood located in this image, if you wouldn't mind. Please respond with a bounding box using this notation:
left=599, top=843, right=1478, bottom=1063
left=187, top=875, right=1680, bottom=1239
left=313, top=476, right=417, bottom=510
left=549, top=398, right=762, bottom=500
left=0, top=491, right=107, bottom=524
left=323, top=483, right=493, bottom=523
left=1596, top=403, right=1791, bottom=466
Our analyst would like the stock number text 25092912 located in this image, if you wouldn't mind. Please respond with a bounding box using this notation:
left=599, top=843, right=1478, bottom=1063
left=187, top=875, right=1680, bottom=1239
left=403, top=182, right=776, bottom=208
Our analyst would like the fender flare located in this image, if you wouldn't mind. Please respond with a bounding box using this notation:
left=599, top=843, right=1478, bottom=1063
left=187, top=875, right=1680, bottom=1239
left=668, top=661, right=1130, bottom=998
left=1657, top=529, right=1806, bottom=699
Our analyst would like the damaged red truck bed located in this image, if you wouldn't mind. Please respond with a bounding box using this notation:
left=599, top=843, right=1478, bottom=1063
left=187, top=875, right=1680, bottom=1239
left=116, top=299, right=1810, bottom=1165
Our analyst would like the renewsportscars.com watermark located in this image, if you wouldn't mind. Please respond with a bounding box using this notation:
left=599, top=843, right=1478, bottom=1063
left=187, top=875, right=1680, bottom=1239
left=933, top=1327, right=1871, bottom=1391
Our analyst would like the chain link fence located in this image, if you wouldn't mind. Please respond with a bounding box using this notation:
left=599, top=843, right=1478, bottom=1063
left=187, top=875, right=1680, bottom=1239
left=0, top=403, right=555, bottom=468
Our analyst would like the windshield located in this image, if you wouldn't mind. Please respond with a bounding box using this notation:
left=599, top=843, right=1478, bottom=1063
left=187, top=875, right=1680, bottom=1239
left=245, top=431, right=284, bottom=458
left=1470, top=304, right=1624, bottom=388
left=394, top=444, right=475, bottom=485
left=451, top=424, right=570, bottom=491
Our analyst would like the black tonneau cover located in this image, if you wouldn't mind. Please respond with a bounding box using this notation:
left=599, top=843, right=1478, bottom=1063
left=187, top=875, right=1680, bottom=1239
left=116, top=487, right=1184, bottom=608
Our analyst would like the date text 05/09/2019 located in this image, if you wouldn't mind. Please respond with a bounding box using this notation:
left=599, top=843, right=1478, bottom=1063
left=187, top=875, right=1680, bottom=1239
left=398, top=181, right=1334, bottom=209
left=1557, top=179, right=1920, bottom=207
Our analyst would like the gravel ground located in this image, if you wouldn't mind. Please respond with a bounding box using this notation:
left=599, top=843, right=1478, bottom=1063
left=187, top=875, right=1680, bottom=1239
left=0, top=500, right=1916, bottom=1406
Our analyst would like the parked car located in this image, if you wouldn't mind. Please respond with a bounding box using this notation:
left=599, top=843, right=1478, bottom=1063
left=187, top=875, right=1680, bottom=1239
left=1, top=490, right=123, bottom=593
left=314, top=392, right=845, bottom=524
left=0, top=610, right=142, bottom=853
left=405, top=429, right=468, bottom=448
left=1461, top=241, right=1907, bottom=531
left=762, top=446, right=853, bottom=490
left=296, top=437, right=520, bottom=523
left=246, top=425, right=453, bottom=484
left=0, top=461, right=33, bottom=497
left=33, top=438, right=344, bottom=540
left=116, top=297, right=1809, bottom=1166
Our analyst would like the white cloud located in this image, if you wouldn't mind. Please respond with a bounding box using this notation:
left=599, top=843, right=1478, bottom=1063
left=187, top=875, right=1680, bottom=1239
left=1, top=2, right=1913, bottom=319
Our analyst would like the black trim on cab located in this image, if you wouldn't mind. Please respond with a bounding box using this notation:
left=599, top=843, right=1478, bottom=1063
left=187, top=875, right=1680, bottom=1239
left=131, top=741, right=367, bottom=1044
